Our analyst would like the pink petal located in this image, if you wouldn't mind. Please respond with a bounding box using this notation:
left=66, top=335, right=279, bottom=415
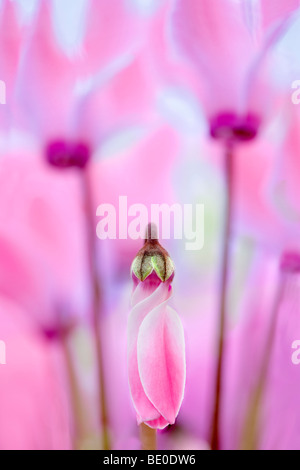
left=242, top=5, right=299, bottom=118
left=260, top=0, right=300, bottom=30
left=79, top=0, right=143, bottom=78
left=0, top=151, right=88, bottom=326
left=142, top=2, right=201, bottom=98
left=0, top=296, right=72, bottom=449
left=127, top=282, right=172, bottom=422
left=131, top=275, right=171, bottom=307
left=0, top=0, right=23, bottom=128
left=233, top=140, right=286, bottom=248
left=74, top=54, right=154, bottom=148
left=143, top=416, right=170, bottom=430
left=137, top=303, right=186, bottom=425
left=269, top=104, right=300, bottom=233
left=171, top=0, right=255, bottom=115
left=16, top=0, right=77, bottom=141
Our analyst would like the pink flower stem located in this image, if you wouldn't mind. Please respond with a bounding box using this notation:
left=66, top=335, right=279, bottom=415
left=240, top=274, right=286, bottom=449
left=140, top=423, right=157, bottom=450
left=81, top=166, right=110, bottom=450
left=210, top=143, right=234, bottom=450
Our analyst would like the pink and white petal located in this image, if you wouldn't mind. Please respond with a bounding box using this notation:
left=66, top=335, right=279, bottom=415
left=145, top=2, right=201, bottom=97
left=144, top=416, right=170, bottom=430
left=171, top=0, right=255, bottom=115
left=74, top=53, right=155, bottom=148
left=0, top=0, right=23, bottom=129
left=131, top=276, right=172, bottom=307
left=128, top=345, right=161, bottom=422
left=260, top=0, right=300, bottom=31
left=271, top=108, right=300, bottom=224
left=16, top=0, right=77, bottom=141
left=79, top=0, right=143, bottom=78
left=127, top=284, right=172, bottom=421
left=240, top=0, right=299, bottom=42
left=137, top=303, right=186, bottom=425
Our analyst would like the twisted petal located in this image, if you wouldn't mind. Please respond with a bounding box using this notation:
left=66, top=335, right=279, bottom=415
left=137, top=301, right=186, bottom=426
left=127, top=282, right=172, bottom=422
left=141, top=416, right=170, bottom=430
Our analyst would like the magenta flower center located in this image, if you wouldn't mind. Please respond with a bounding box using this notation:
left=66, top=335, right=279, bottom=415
left=45, top=140, right=90, bottom=169
left=280, top=252, right=300, bottom=274
left=210, top=112, right=260, bottom=142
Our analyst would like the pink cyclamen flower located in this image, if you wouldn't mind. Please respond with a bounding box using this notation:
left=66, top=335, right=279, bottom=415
left=170, top=0, right=300, bottom=141
left=127, top=225, right=186, bottom=429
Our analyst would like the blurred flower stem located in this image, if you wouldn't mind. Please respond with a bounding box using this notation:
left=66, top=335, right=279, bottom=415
left=240, top=274, right=285, bottom=450
left=210, top=144, right=234, bottom=450
left=61, top=333, right=88, bottom=449
left=140, top=423, right=157, bottom=450
left=81, top=166, right=111, bottom=450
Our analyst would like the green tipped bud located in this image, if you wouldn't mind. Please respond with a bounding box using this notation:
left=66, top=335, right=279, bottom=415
left=131, top=224, right=175, bottom=282
left=131, top=251, right=175, bottom=282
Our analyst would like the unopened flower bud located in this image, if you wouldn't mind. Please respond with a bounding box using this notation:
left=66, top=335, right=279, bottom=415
left=127, top=223, right=186, bottom=430
left=131, top=223, right=175, bottom=282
